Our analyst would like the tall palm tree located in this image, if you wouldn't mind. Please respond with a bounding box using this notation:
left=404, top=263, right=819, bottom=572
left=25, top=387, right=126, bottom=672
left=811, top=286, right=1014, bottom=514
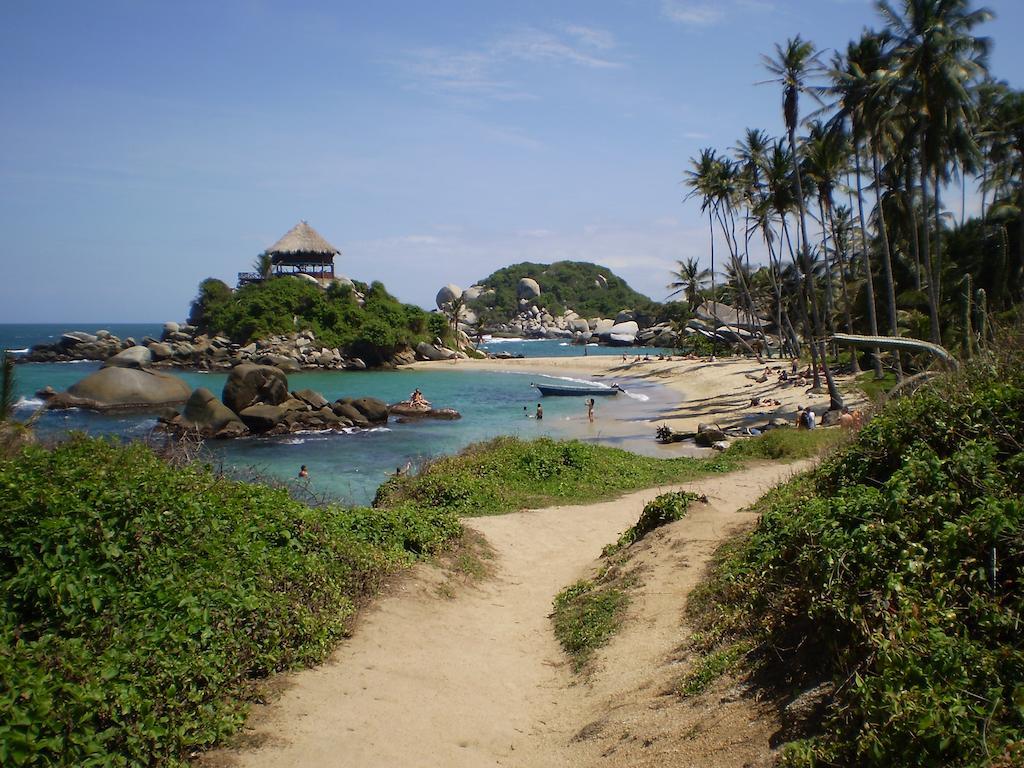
left=685, top=149, right=723, bottom=350
left=879, top=0, right=993, bottom=342
left=764, top=36, right=844, bottom=410
left=829, top=38, right=886, bottom=376
left=666, top=258, right=712, bottom=309
left=983, top=86, right=1024, bottom=297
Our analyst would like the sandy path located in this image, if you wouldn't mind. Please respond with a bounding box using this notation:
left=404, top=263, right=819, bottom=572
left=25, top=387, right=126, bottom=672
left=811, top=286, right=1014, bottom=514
left=205, top=462, right=806, bottom=768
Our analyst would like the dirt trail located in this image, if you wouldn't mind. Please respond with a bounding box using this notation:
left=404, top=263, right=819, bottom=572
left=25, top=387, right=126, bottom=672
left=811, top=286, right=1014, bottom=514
left=205, top=462, right=808, bottom=768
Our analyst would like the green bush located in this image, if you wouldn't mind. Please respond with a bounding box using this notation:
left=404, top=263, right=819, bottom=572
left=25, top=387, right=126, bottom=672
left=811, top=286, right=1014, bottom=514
left=188, top=275, right=442, bottom=363
left=691, top=349, right=1024, bottom=766
left=552, top=579, right=629, bottom=671
left=0, top=437, right=460, bottom=766
left=373, top=436, right=737, bottom=516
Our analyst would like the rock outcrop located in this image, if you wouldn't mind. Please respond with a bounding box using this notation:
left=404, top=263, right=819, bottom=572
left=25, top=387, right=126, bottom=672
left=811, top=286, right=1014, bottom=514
left=47, top=367, right=192, bottom=411
left=222, top=364, right=289, bottom=414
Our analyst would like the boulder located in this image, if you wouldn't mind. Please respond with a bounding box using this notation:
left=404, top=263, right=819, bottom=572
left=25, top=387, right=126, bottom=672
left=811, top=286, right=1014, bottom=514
left=593, top=318, right=615, bottom=335
left=180, top=387, right=247, bottom=437
left=332, top=401, right=370, bottom=427
left=61, top=331, right=98, bottom=346
left=436, top=284, right=463, bottom=309
left=162, top=321, right=180, bottom=336
left=615, top=310, right=635, bottom=324
left=148, top=342, right=173, bottom=361
left=292, top=388, right=329, bottom=410
left=415, top=341, right=457, bottom=361
left=222, top=363, right=289, bottom=414
left=569, top=318, right=591, bottom=334
left=238, top=403, right=288, bottom=433
left=391, top=346, right=416, bottom=366
left=257, top=354, right=301, bottom=373
left=602, top=320, right=639, bottom=346
left=345, top=357, right=368, bottom=370
left=103, top=345, right=152, bottom=369
left=517, top=277, right=541, bottom=300
left=50, top=367, right=191, bottom=411
left=350, top=397, right=389, bottom=424
left=463, top=285, right=485, bottom=302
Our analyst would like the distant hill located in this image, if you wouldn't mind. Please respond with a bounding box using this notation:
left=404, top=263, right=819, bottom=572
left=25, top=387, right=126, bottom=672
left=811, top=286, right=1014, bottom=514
left=470, top=261, right=658, bottom=321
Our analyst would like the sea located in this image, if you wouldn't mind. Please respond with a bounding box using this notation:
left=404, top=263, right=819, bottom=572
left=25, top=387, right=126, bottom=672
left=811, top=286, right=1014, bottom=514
left=2, top=324, right=680, bottom=506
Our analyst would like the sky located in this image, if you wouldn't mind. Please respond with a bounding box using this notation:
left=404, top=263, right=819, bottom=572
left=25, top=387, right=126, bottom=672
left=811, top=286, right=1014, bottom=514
left=2, top=0, right=1022, bottom=323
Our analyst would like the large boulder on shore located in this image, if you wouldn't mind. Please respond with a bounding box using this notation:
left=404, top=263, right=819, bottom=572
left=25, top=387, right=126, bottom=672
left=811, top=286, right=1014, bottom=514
left=415, top=341, right=457, bottom=361
left=180, top=387, right=247, bottom=438
left=517, top=277, right=541, bottom=300
left=349, top=397, right=389, bottom=424
left=49, top=367, right=191, bottom=411
left=102, top=345, right=152, bottom=369
left=436, top=284, right=463, bottom=309
left=222, top=364, right=289, bottom=414
left=238, top=404, right=288, bottom=433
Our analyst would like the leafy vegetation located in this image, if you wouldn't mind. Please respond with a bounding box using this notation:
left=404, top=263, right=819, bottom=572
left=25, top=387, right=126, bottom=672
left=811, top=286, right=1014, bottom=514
left=687, top=346, right=1024, bottom=766
left=552, top=578, right=630, bottom=672
left=373, top=436, right=739, bottom=516
left=187, top=276, right=448, bottom=364
left=0, top=437, right=461, bottom=766
left=469, top=261, right=659, bottom=322
left=611, top=491, right=702, bottom=551
left=676, top=641, right=751, bottom=697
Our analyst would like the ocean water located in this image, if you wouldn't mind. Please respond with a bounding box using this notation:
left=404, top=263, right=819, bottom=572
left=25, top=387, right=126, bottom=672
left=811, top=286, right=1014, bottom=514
left=3, top=324, right=683, bottom=506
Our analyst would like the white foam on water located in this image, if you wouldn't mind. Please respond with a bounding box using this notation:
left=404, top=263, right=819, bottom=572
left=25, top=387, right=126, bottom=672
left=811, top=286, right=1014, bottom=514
left=14, top=397, right=45, bottom=410
left=622, top=391, right=650, bottom=402
left=6, top=348, right=29, bottom=354
left=282, top=437, right=307, bottom=445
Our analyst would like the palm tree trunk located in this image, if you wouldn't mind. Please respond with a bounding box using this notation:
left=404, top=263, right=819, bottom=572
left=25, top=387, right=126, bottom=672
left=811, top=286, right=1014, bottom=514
left=827, top=205, right=860, bottom=374
left=872, top=149, right=904, bottom=380
left=919, top=136, right=942, bottom=344
left=934, top=170, right=945, bottom=307
left=853, top=139, right=883, bottom=377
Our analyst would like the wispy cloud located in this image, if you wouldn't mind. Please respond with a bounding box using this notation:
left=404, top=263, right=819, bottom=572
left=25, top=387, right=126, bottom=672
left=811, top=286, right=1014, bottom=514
left=660, top=0, right=724, bottom=26
left=399, top=24, right=623, bottom=101
left=661, top=0, right=775, bottom=27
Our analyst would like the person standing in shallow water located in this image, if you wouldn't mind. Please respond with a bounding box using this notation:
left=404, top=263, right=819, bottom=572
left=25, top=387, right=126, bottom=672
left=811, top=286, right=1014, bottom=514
left=586, top=397, right=595, bottom=422
left=298, top=465, right=309, bottom=478
left=536, top=403, right=543, bottom=420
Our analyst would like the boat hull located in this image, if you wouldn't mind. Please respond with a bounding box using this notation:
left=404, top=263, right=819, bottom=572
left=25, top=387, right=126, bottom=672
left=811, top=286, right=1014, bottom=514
left=534, top=384, right=620, bottom=397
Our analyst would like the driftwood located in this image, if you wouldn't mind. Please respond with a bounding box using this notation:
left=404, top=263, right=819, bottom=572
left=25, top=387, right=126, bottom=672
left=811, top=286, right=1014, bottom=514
left=831, top=333, right=959, bottom=371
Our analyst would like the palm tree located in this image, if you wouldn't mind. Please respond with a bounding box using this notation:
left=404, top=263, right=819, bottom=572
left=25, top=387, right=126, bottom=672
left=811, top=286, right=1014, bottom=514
left=253, top=252, right=273, bottom=280
left=763, top=36, right=844, bottom=409
left=667, top=258, right=712, bottom=309
left=879, top=0, right=993, bottom=342
left=685, top=149, right=722, bottom=350
left=983, top=86, right=1024, bottom=298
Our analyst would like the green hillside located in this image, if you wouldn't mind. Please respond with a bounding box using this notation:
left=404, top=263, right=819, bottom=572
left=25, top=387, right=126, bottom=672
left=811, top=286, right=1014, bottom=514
left=470, top=261, right=658, bottom=321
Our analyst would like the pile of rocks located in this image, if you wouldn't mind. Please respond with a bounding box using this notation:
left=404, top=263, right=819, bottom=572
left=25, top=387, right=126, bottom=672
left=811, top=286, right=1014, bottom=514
left=435, top=277, right=680, bottom=348
left=160, top=364, right=392, bottom=438
left=23, top=330, right=136, bottom=362
left=23, top=323, right=422, bottom=371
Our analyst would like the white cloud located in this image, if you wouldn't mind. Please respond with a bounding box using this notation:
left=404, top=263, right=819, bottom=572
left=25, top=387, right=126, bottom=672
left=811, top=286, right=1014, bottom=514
left=660, top=0, right=724, bottom=26
left=399, top=24, right=622, bottom=101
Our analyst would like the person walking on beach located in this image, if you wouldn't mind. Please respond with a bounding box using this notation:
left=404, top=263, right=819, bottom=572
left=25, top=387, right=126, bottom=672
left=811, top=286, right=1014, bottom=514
left=586, top=397, right=595, bottom=422
left=536, top=403, right=543, bottom=420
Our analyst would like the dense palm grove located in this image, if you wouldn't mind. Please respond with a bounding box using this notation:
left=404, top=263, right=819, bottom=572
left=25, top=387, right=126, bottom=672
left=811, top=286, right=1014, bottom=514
left=671, top=0, right=1022, bottom=405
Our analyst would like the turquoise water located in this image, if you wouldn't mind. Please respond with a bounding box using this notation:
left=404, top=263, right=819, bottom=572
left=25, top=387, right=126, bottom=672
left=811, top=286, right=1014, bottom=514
left=3, top=325, right=680, bottom=506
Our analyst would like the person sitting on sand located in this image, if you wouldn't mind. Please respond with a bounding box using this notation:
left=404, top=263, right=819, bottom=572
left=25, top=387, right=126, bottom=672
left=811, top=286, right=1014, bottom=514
left=796, top=405, right=807, bottom=429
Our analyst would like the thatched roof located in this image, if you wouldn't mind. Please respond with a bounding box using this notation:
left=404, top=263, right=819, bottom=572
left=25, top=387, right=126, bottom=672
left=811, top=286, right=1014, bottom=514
left=266, top=221, right=340, bottom=257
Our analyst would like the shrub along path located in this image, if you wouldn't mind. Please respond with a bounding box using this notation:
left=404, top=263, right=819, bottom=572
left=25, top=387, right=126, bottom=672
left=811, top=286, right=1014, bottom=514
left=203, top=461, right=808, bottom=768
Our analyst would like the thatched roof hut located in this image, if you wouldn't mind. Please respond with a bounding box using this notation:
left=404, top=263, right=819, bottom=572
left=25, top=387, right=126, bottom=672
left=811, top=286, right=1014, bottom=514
left=266, top=221, right=340, bottom=277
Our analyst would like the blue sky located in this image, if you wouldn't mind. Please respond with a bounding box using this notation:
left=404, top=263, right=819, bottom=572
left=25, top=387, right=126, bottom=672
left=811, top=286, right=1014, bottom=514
left=2, top=0, right=1021, bottom=322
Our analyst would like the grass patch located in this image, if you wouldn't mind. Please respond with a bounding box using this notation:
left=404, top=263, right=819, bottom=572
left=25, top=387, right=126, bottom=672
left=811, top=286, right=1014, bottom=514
left=552, top=578, right=630, bottom=672
left=374, top=436, right=739, bottom=516
left=676, top=641, right=751, bottom=696
left=688, top=345, right=1024, bottom=767
left=721, top=427, right=843, bottom=461
left=0, top=436, right=461, bottom=767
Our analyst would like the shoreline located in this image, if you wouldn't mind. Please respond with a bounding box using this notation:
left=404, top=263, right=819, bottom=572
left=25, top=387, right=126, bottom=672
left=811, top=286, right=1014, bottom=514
left=411, top=354, right=866, bottom=437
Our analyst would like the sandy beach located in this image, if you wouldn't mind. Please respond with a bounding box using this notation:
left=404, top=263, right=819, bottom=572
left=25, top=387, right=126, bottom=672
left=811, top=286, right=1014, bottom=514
left=413, top=353, right=864, bottom=439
